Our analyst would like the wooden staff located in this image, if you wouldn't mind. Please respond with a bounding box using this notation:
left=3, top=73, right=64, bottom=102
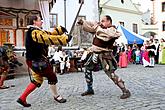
left=69, top=0, right=84, bottom=36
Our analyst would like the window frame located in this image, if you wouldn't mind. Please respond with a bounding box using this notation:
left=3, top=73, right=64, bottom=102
left=132, top=23, right=138, bottom=34
left=162, top=2, right=165, bottom=12
left=162, top=21, right=165, bottom=31
left=49, top=13, right=58, bottom=28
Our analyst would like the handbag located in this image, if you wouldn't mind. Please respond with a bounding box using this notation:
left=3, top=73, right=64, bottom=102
left=32, top=60, right=48, bottom=73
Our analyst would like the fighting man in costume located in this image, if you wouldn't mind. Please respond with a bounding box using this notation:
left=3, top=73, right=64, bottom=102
left=17, top=15, right=72, bottom=107
left=0, top=46, right=10, bottom=89
left=77, top=15, right=131, bottom=99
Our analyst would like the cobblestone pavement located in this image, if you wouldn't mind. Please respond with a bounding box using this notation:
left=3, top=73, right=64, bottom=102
left=0, top=64, right=165, bottom=110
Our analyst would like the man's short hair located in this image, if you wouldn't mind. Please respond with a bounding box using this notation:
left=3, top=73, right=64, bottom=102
left=105, top=15, right=112, bottom=24
left=28, top=16, right=38, bottom=25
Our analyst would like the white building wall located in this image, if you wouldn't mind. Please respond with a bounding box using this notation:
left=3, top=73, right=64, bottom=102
left=51, top=0, right=99, bottom=32
left=102, top=9, right=142, bottom=34
left=9, top=30, right=14, bottom=44
left=155, top=0, right=165, bottom=39
left=100, top=0, right=143, bottom=35
left=141, top=10, right=151, bottom=25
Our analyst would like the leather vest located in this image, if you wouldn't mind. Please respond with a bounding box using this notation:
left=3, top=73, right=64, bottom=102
left=92, top=36, right=117, bottom=49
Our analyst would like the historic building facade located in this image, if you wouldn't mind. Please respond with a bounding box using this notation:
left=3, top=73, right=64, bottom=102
left=99, top=0, right=143, bottom=34
left=0, top=0, right=42, bottom=47
left=51, top=0, right=99, bottom=47
left=140, top=0, right=165, bottom=39
left=154, top=0, right=165, bottom=39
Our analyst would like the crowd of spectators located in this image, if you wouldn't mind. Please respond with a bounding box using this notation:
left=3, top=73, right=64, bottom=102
left=116, top=37, right=165, bottom=68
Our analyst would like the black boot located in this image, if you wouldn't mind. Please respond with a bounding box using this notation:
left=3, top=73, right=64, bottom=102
left=17, top=98, right=31, bottom=107
left=81, top=90, right=94, bottom=96
left=120, top=89, right=131, bottom=99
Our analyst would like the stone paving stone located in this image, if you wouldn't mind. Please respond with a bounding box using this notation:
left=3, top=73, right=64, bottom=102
left=0, top=64, right=165, bottom=110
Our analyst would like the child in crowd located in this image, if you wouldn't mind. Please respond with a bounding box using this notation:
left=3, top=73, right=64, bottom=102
left=135, top=47, right=141, bottom=64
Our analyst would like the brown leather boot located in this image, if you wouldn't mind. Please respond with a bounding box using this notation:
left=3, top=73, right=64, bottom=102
left=120, top=90, right=131, bottom=99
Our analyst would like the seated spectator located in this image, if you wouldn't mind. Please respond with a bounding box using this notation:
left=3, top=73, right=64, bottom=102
left=51, top=45, right=62, bottom=65
left=65, top=50, right=73, bottom=58
left=48, top=45, right=56, bottom=59
left=59, top=51, right=70, bottom=74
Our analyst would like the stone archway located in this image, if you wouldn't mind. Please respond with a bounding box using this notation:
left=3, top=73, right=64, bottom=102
left=143, top=31, right=157, bottom=38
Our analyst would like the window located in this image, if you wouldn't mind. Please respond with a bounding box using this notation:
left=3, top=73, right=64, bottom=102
left=133, top=23, right=138, bottom=33
left=162, top=2, right=165, bottom=12
left=49, top=14, right=58, bottom=28
left=79, top=0, right=84, bottom=4
left=119, top=21, right=124, bottom=26
left=162, top=21, right=165, bottom=31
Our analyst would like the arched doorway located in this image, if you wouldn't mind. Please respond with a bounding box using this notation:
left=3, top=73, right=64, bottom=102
left=143, top=31, right=157, bottom=38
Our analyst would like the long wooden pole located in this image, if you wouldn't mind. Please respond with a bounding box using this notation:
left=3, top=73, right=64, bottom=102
left=69, top=0, right=84, bottom=36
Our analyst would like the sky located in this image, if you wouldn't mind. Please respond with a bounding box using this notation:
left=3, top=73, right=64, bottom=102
left=132, top=0, right=152, bottom=12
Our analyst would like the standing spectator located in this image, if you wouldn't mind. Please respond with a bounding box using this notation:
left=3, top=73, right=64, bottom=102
left=119, top=48, right=128, bottom=68
left=159, top=38, right=165, bottom=64
left=112, top=42, right=117, bottom=54
left=146, top=40, right=156, bottom=67
left=154, top=39, right=160, bottom=64
left=135, top=47, right=141, bottom=64
left=115, top=44, right=120, bottom=64
left=132, top=41, right=137, bottom=64
left=142, top=40, right=150, bottom=67
left=127, top=45, right=132, bottom=63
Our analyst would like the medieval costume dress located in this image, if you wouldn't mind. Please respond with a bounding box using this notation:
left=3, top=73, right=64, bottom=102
left=159, top=40, right=165, bottom=64
left=146, top=44, right=156, bottom=67
left=119, top=50, right=128, bottom=68
left=127, top=46, right=132, bottom=63
left=142, top=50, right=150, bottom=67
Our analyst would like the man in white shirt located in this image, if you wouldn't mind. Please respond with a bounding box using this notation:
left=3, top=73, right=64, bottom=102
left=59, top=51, right=70, bottom=74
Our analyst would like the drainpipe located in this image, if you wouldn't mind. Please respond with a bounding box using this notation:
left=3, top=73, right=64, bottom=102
left=64, top=0, right=66, bottom=28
